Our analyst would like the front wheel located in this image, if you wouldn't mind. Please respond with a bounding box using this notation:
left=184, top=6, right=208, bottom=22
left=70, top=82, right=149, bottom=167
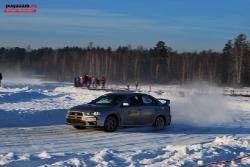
left=153, top=116, right=166, bottom=130
left=103, top=116, right=118, bottom=132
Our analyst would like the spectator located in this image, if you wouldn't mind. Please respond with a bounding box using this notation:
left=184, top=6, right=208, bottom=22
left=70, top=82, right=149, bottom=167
left=74, top=77, right=77, bottom=87
left=0, top=73, right=2, bottom=87
left=101, top=76, right=106, bottom=89
left=88, top=76, right=92, bottom=88
left=80, top=76, right=84, bottom=87
left=92, top=77, right=97, bottom=88
left=74, top=76, right=80, bottom=87
left=82, top=76, right=85, bottom=86
left=96, top=78, right=100, bottom=87
left=84, top=75, right=88, bottom=87
left=135, top=81, right=139, bottom=90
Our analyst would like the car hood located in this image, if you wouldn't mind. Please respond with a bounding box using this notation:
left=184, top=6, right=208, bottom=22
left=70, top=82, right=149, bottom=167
left=70, top=104, right=113, bottom=112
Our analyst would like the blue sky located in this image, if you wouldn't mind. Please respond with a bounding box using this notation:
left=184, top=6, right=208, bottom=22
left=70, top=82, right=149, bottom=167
left=1, top=0, right=250, bottom=52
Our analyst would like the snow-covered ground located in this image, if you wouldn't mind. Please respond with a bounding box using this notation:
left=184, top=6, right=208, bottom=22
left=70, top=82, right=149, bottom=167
left=0, top=78, right=250, bottom=166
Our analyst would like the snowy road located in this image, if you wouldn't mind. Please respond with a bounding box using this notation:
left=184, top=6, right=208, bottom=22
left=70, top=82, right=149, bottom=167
left=1, top=107, right=250, bottom=154
left=0, top=125, right=221, bottom=154
left=0, top=79, right=250, bottom=166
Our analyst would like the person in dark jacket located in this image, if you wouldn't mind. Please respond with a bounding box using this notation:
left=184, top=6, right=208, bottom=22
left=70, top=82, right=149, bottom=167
left=84, top=75, right=88, bottom=87
left=101, top=76, right=106, bottom=89
left=96, top=78, right=100, bottom=87
left=135, top=81, right=139, bottom=90
left=0, top=73, right=2, bottom=87
left=74, top=76, right=80, bottom=87
left=87, top=76, right=91, bottom=88
left=74, top=77, right=78, bottom=87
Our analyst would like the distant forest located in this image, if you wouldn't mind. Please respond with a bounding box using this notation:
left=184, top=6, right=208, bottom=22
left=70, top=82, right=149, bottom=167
left=0, top=33, right=250, bottom=85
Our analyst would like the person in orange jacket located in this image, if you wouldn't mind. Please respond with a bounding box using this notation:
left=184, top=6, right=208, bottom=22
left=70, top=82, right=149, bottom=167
left=80, top=76, right=84, bottom=87
left=92, top=77, right=97, bottom=88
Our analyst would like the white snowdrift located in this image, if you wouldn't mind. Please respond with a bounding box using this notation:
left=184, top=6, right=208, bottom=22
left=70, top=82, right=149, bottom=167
left=0, top=136, right=249, bottom=166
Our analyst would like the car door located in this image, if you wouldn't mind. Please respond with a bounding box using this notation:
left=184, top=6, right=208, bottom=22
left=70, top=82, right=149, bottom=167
left=121, top=95, right=143, bottom=125
left=140, top=95, right=158, bottom=124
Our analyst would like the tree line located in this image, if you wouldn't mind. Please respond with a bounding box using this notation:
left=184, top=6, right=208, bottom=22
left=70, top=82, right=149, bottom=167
left=0, top=33, right=249, bottom=85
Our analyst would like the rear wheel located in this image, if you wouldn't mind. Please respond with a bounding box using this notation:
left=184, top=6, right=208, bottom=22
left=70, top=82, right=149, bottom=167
left=73, top=125, right=86, bottom=130
left=103, top=116, right=118, bottom=132
left=166, top=115, right=171, bottom=125
left=153, top=116, right=165, bottom=130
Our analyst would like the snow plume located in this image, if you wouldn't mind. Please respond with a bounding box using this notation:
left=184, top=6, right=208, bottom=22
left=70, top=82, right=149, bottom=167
left=0, top=70, right=44, bottom=85
left=172, top=83, right=234, bottom=127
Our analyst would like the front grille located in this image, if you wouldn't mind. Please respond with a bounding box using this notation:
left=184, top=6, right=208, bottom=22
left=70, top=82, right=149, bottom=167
left=67, top=110, right=97, bottom=127
left=76, top=112, right=83, bottom=116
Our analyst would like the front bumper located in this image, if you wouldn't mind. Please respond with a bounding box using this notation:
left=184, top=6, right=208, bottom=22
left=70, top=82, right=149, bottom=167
left=66, top=112, right=105, bottom=127
left=67, top=116, right=97, bottom=126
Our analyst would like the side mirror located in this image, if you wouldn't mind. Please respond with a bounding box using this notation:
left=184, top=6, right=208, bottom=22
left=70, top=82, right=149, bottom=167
left=122, top=102, right=129, bottom=107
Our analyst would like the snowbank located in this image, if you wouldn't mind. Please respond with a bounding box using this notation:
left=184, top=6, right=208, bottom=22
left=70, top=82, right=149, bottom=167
left=0, top=136, right=249, bottom=166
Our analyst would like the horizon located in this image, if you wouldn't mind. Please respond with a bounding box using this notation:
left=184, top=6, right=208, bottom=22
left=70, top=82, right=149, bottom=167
left=0, top=42, right=227, bottom=53
left=1, top=0, right=250, bottom=52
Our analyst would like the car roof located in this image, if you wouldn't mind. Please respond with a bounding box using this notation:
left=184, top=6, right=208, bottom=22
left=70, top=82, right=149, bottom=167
left=105, top=92, right=149, bottom=97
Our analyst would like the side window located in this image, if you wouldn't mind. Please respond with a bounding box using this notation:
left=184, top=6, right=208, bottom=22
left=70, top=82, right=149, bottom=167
left=142, top=95, right=157, bottom=106
left=127, top=95, right=142, bottom=106
left=95, top=96, right=112, bottom=104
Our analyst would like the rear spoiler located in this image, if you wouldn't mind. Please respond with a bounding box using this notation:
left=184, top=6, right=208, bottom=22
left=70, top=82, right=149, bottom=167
left=158, top=99, right=170, bottom=105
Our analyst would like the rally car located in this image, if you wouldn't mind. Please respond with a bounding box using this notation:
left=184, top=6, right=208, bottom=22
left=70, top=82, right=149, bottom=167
left=66, top=92, right=171, bottom=132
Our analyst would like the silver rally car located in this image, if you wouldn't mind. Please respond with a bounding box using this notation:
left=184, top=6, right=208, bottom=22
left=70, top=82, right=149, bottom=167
left=66, top=92, right=171, bottom=132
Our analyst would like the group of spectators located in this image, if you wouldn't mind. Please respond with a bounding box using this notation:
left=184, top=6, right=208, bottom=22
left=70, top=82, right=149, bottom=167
left=74, top=75, right=106, bottom=89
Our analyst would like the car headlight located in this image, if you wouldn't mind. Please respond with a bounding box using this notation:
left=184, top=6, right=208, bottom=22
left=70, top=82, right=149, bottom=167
left=93, top=112, right=101, bottom=116
left=83, top=112, right=101, bottom=116
left=83, top=112, right=89, bottom=116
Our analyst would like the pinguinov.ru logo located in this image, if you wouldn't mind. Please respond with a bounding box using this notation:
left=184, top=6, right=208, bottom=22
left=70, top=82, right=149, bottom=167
left=4, top=4, right=37, bottom=13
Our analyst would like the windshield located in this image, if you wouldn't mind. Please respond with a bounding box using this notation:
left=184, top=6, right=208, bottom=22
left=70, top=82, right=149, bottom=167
left=89, top=94, right=125, bottom=106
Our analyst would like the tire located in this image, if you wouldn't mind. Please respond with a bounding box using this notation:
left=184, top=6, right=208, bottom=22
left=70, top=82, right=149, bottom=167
left=153, top=116, right=166, bottom=130
left=73, top=125, right=86, bottom=130
left=103, top=116, right=118, bottom=132
left=166, top=115, right=171, bottom=126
